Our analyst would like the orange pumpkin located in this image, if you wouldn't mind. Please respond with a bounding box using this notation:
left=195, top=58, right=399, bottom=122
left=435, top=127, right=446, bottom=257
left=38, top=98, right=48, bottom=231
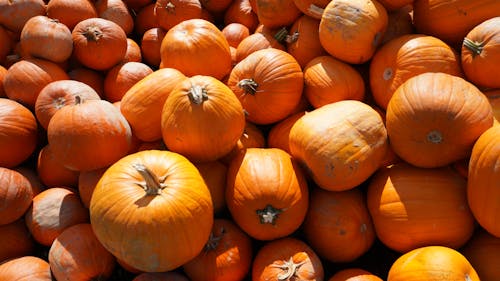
left=303, top=187, right=376, bottom=263
left=123, top=38, right=143, bottom=63
left=0, top=0, right=46, bottom=34
left=78, top=167, right=108, bottom=209
left=0, top=168, right=34, bottom=226
left=141, top=27, right=167, bottom=68
left=134, top=3, right=160, bottom=36
left=223, top=0, right=259, bottom=32
left=267, top=111, right=305, bottom=154
left=103, top=62, right=153, bottom=103
left=252, top=237, right=324, bottom=281
left=194, top=161, right=228, bottom=214
left=461, top=17, right=500, bottom=89
left=220, top=121, right=266, bottom=165
left=46, top=0, right=98, bottom=30
left=286, top=15, right=327, bottom=69
left=467, top=125, right=500, bottom=237
left=95, top=0, right=134, bottom=35
left=36, top=144, right=79, bottom=188
left=226, top=148, right=309, bottom=241
left=89, top=150, right=214, bottom=272
left=254, top=0, right=302, bottom=28
left=161, top=75, right=246, bottom=163
left=387, top=246, right=480, bottom=281
left=154, top=0, right=203, bottom=31
left=0, top=256, right=52, bottom=281
left=67, top=67, right=105, bottom=97
left=160, top=19, right=232, bottom=80
left=380, top=6, right=414, bottom=44
left=367, top=163, right=476, bottom=253
left=386, top=72, right=494, bottom=168
left=289, top=100, right=388, bottom=191
left=234, top=30, right=287, bottom=63
left=461, top=228, right=500, bottom=281
left=222, top=22, right=250, bottom=48
left=0, top=219, right=35, bottom=262
left=329, top=268, right=383, bottom=281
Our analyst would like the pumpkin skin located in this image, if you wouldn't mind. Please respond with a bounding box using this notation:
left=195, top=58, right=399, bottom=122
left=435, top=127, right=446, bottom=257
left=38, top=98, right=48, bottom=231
left=303, top=187, right=376, bottom=263
left=49, top=223, right=116, bottom=281
left=226, top=148, right=309, bottom=241
left=467, top=125, right=500, bottom=237
left=222, top=23, right=250, bottom=48
left=0, top=219, right=35, bottom=262
left=318, top=0, right=388, bottom=64
left=0, top=256, right=52, bottom=281
left=78, top=167, right=107, bottom=209
left=103, top=62, right=153, bottom=103
left=160, top=19, right=232, bottom=80
left=0, top=98, right=38, bottom=168
left=121, top=68, right=187, bottom=142
left=0, top=167, right=34, bottom=226
left=72, top=17, right=128, bottom=71
left=25, top=187, right=89, bottom=246
left=223, top=0, right=259, bottom=32
left=234, top=31, right=287, bottom=63
left=47, top=98, right=132, bottom=171
left=36, top=144, right=79, bottom=188
left=95, top=0, right=134, bottom=35
left=67, top=67, right=105, bottom=97
left=461, top=228, right=500, bottom=281
left=293, top=0, right=331, bottom=19
left=289, top=100, right=388, bottom=191
left=329, top=268, right=383, bottom=281
left=90, top=150, right=214, bottom=272
left=286, top=15, right=327, bottom=69
left=267, top=111, right=305, bottom=154
left=380, top=7, right=414, bottom=44
left=123, top=38, right=143, bottom=63
left=220, top=121, right=266, bottom=165
left=34, top=79, right=101, bottom=130
left=134, top=3, right=159, bottom=36
left=194, top=161, right=228, bottom=214
left=386, top=72, right=494, bottom=168
left=228, top=48, right=303, bottom=125
left=141, top=27, right=167, bottom=68
left=303, top=55, right=365, bottom=109
left=161, top=75, right=246, bottom=163
left=387, top=246, right=480, bottom=281
left=133, top=272, right=190, bottom=281
left=183, top=219, right=253, bottom=281
left=0, top=0, right=46, bottom=34
left=252, top=237, right=324, bottom=281
left=369, top=34, right=463, bottom=110
left=20, top=15, right=73, bottom=63
left=412, top=0, right=500, bottom=46
left=254, top=0, right=302, bottom=29
left=461, top=17, right=500, bottom=89
left=46, top=0, right=98, bottom=30
left=154, top=0, right=203, bottom=31
left=367, top=163, right=476, bottom=253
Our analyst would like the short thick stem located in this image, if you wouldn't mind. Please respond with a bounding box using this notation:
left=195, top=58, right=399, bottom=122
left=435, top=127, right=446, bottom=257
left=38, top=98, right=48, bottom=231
left=133, top=163, right=163, bottom=195
left=188, top=85, right=209, bottom=105
left=83, top=26, right=103, bottom=42
left=463, top=37, right=484, bottom=57
left=237, top=78, right=259, bottom=95
left=256, top=204, right=282, bottom=225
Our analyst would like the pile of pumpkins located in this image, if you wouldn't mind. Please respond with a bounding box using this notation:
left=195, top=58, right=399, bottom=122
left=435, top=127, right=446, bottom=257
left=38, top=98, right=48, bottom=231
left=0, top=0, right=499, bottom=280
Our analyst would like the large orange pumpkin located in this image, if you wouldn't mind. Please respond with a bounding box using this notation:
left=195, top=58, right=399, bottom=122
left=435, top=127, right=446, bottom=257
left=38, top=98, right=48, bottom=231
left=89, top=150, right=214, bottom=272
left=386, top=72, right=494, bottom=168
left=289, top=100, right=388, bottom=191
left=467, top=125, right=500, bottom=237
left=367, top=163, right=476, bottom=253
left=0, top=0, right=46, bottom=34
left=0, top=168, right=34, bottom=226
left=226, top=148, right=309, bottom=241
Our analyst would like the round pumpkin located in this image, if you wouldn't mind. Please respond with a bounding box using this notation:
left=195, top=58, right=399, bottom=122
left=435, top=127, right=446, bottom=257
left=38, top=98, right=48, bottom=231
left=226, top=148, right=309, bottom=241
left=123, top=38, right=143, bottom=63
left=286, top=15, right=327, bottom=69
left=461, top=228, right=500, bottom=281
left=46, top=0, right=98, bottom=30
left=161, top=75, right=245, bottom=163
left=254, top=0, right=302, bottom=28
left=0, top=0, right=46, bottom=34
left=89, top=150, right=214, bottom=272
left=329, top=268, right=383, bottom=281
left=194, top=161, right=228, bottom=215
left=103, top=62, right=153, bottom=103
left=0, top=256, right=52, bottom=281
left=220, top=121, right=266, bottom=165
left=0, top=167, right=34, bottom=226
left=67, top=67, right=105, bottom=97
left=387, top=246, right=480, bottom=281
left=95, top=0, right=134, bottom=35
left=267, top=111, right=305, bottom=154
left=223, top=0, right=259, bottom=32
left=234, top=30, right=287, bottom=63
left=386, top=72, right=494, bottom=168
left=36, top=144, right=79, bottom=188
left=141, top=27, right=167, bottom=68
left=222, top=23, right=250, bottom=48
left=289, top=100, right=388, bottom=191
left=367, top=163, right=476, bottom=253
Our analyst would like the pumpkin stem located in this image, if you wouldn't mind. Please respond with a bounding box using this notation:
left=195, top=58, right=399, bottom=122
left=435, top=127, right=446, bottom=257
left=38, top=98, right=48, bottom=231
left=237, top=78, right=259, bottom=95
left=285, top=31, right=299, bottom=44
left=188, top=85, right=209, bottom=105
left=83, top=25, right=104, bottom=42
left=426, top=130, right=443, bottom=144
left=274, top=27, right=289, bottom=44
left=204, top=226, right=225, bottom=251
left=463, top=37, right=484, bottom=57
left=256, top=204, right=283, bottom=225
left=270, top=257, right=306, bottom=281
left=133, top=163, right=164, bottom=195
left=74, top=95, right=83, bottom=105
left=307, top=4, right=324, bottom=20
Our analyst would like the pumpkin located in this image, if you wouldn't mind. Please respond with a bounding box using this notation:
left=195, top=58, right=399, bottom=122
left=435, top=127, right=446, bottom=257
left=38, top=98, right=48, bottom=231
left=369, top=34, right=464, bottom=110
left=220, top=121, right=266, bottom=165
left=133, top=272, right=190, bottom=281
left=14, top=166, right=44, bottom=196
left=317, top=0, right=388, bottom=64
left=194, top=161, right=228, bottom=214
left=200, top=0, right=232, bottom=13
left=252, top=237, right=324, bottom=281
left=78, top=167, right=107, bottom=209
left=0, top=26, right=12, bottom=65
left=254, top=0, right=302, bottom=28
left=461, top=228, right=500, bottom=281
left=25, top=187, right=89, bottom=246
left=386, top=72, right=494, bottom=168
left=104, top=62, right=153, bottom=103
left=223, top=0, right=259, bottom=32
left=141, top=27, right=167, bottom=68
left=47, top=97, right=132, bottom=171
left=412, top=0, right=500, bottom=46
left=289, top=100, right=388, bottom=191
left=461, top=17, right=500, bottom=89
left=293, top=0, right=331, bottom=19
left=46, top=0, right=98, bottom=31
left=303, top=55, right=365, bottom=108
left=367, top=163, right=476, bottom=253
left=20, top=15, right=73, bottom=63
left=303, top=187, right=376, bottom=263
left=0, top=66, right=6, bottom=97
left=35, top=79, right=101, bottom=130
left=0, top=98, right=38, bottom=168
left=467, top=125, right=500, bottom=237
left=286, top=15, right=327, bottom=69
left=160, top=18, right=232, bottom=80
left=387, top=246, right=480, bottom=281
left=226, top=148, right=309, bottom=241
left=228, top=48, right=303, bottom=125
left=234, top=30, right=287, bottom=63
left=485, top=89, right=500, bottom=124
left=49, top=223, right=116, bottom=281
left=161, top=75, right=246, bottom=163
left=267, top=111, right=305, bottom=154
left=72, top=17, right=128, bottom=71
left=380, top=6, right=414, bottom=44
left=120, top=68, right=186, bottom=142
left=123, top=38, right=143, bottom=63
left=0, top=256, right=52, bottom=281
left=36, top=144, right=79, bottom=188
left=183, top=219, right=253, bottom=281
left=134, top=3, right=160, bottom=36
left=329, top=268, right=383, bottom=281
left=0, top=0, right=46, bottom=34
left=3, top=58, right=69, bottom=109
left=0, top=219, right=35, bottom=262
left=222, top=23, right=250, bottom=48
left=154, top=0, right=203, bottom=31
left=0, top=168, right=34, bottom=226
left=95, top=0, right=134, bottom=35
left=376, top=0, right=412, bottom=11
left=89, top=150, right=213, bottom=272
left=67, top=67, right=105, bottom=97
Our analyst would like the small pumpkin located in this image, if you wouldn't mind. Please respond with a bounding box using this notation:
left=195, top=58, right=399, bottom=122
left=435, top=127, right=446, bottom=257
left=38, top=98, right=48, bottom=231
left=267, top=111, right=305, bottom=154
left=123, top=38, right=143, bottom=63
left=141, top=27, right=167, bottom=68
left=78, top=167, right=108, bottom=209
left=95, top=0, right=134, bottom=35
left=223, top=0, right=259, bottom=32
left=103, top=62, right=153, bottom=103
left=0, top=256, right=52, bottom=281
left=194, top=161, right=228, bottom=215
left=46, top=0, right=98, bottom=30
left=254, top=0, right=302, bottom=28
left=329, top=268, right=383, bottom=281
left=134, top=3, right=159, bottom=36
left=0, top=0, right=46, bottom=34
left=286, top=15, right=327, bottom=69
left=154, top=0, right=203, bottom=31
left=222, top=22, right=250, bottom=48
left=220, top=121, right=266, bottom=165
left=36, top=144, right=79, bottom=188
left=0, top=169, right=34, bottom=227
left=67, top=67, right=105, bottom=97
left=234, top=30, right=287, bottom=63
